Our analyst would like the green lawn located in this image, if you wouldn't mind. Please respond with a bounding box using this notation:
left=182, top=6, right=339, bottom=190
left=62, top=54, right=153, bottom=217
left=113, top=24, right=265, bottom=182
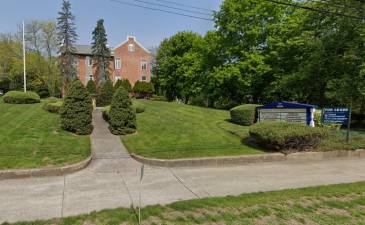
left=0, top=98, right=90, bottom=169
left=122, top=100, right=263, bottom=159
left=10, top=181, right=365, bottom=225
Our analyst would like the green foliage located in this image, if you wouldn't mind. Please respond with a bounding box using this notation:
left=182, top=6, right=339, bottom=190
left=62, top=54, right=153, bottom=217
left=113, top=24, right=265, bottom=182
left=133, top=81, right=155, bottom=98
left=60, top=79, right=93, bottom=135
left=3, top=91, right=40, bottom=104
left=43, top=101, right=63, bottom=113
left=86, top=79, right=97, bottom=95
left=249, top=121, right=329, bottom=152
left=230, top=104, right=261, bottom=126
left=102, top=101, right=145, bottom=122
left=0, top=76, right=10, bottom=93
left=108, top=87, right=136, bottom=135
left=57, top=0, right=78, bottom=84
left=115, top=79, right=132, bottom=92
left=91, top=19, right=111, bottom=83
left=97, top=79, right=114, bottom=107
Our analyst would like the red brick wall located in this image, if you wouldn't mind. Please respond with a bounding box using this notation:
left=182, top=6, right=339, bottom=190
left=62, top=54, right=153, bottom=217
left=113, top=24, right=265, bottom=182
left=78, top=56, right=86, bottom=85
left=113, top=37, right=152, bottom=85
left=75, top=36, right=152, bottom=86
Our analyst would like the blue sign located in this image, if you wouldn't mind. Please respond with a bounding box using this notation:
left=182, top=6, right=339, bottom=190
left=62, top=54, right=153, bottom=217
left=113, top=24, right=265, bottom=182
left=322, top=108, right=350, bottom=125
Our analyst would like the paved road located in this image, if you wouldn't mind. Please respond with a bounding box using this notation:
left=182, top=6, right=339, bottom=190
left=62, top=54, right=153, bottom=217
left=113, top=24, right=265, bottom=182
left=1, top=109, right=365, bottom=223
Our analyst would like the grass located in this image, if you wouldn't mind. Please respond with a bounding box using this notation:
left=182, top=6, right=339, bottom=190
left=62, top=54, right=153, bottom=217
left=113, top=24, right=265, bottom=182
left=8, top=181, right=365, bottom=225
left=319, top=129, right=365, bottom=151
left=0, top=97, right=90, bottom=169
left=122, top=100, right=263, bottom=159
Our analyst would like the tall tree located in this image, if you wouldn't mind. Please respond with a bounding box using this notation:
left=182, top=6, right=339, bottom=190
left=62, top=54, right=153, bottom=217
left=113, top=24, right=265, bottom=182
left=57, top=0, right=78, bottom=94
left=91, top=19, right=111, bottom=85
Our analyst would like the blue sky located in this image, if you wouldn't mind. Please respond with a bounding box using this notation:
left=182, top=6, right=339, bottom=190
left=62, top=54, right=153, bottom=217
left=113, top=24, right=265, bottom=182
left=0, top=0, right=222, bottom=49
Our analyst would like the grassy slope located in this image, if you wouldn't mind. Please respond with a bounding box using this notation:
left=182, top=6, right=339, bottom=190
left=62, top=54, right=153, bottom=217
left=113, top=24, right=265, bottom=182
left=0, top=98, right=90, bottom=169
left=122, top=100, right=263, bottom=159
left=11, top=181, right=365, bottom=225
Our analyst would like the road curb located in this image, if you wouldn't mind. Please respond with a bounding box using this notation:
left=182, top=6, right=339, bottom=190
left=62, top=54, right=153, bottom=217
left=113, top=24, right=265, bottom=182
left=0, top=156, right=92, bottom=180
left=131, top=149, right=365, bottom=167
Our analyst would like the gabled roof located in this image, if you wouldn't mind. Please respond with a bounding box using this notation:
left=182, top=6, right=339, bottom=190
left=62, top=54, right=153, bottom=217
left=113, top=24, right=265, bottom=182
left=74, top=45, right=115, bottom=56
left=114, top=36, right=151, bottom=54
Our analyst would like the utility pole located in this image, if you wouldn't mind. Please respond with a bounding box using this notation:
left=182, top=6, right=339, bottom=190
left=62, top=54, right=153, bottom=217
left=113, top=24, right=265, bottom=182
left=22, top=21, right=27, bottom=92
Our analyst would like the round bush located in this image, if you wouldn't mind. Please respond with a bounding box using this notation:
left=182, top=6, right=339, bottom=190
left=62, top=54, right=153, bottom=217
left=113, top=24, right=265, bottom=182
left=3, top=91, right=40, bottom=104
left=230, top=104, right=261, bottom=126
left=86, top=80, right=97, bottom=95
left=97, top=80, right=114, bottom=107
left=43, top=101, right=63, bottom=114
left=60, top=79, right=93, bottom=135
left=249, top=121, right=329, bottom=152
left=108, top=86, right=136, bottom=135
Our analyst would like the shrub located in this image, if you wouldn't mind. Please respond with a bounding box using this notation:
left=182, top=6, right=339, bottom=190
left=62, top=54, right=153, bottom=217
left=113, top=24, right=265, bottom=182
left=101, top=105, right=110, bottom=121
left=230, top=104, right=261, bottom=126
left=3, top=91, right=40, bottom=104
left=108, top=87, right=136, bottom=135
left=43, top=101, right=63, bottom=113
left=133, top=101, right=146, bottom=113
left=249, top=121, right=329, bottom=152
left=133, top=81, right=154, bottom=98
left=97, top=80, right=114, bottom=107
left=102, top=101, right=145, bottom=122
left=60, top=79, right=93, bottom=135
left=86, top=80, right=97, bottom=95
left=115, top=79, right=132, bottom=93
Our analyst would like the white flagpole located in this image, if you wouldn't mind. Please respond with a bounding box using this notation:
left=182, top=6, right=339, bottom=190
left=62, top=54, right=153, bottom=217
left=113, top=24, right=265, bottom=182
left=22, top=21, right=26, bottom=92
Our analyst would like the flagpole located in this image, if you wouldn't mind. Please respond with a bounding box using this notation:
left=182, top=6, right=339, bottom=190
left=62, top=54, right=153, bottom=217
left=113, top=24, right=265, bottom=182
left=22, top=21, right=27, bottom=92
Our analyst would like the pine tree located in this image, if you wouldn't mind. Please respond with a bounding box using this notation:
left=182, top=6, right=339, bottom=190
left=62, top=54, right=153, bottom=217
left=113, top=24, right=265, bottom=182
left=86, top=80, right=97, bottom=95
left=57, top=0, right=78, bottom=95
left=60, top=79, right=93, bottom=135
left=115, top=79, right=132, bottom=93
left=108, top=86, right=136, bottom=135
left=97, top=80, right=114, bottom=107
left=91, top=19, right=111, bottom=85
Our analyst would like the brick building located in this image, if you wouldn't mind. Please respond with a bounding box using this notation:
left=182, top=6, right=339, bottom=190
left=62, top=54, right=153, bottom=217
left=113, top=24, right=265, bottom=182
left=73, top=36, right=152, bottom=86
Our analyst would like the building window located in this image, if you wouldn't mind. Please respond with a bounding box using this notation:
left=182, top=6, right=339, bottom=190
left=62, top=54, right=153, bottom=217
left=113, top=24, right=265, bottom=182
left=128, top=44, right=135, bottom=52
left=88, top=74, right=93, bottom=81
left=115, top=74, right=122, bottom=81
left=141, top=60, right=147, bottom=70
left=86, top=56, right=93, bottom=66
left=141, top=75, right=147, bottom=81
left=115, top=58, right=121, bottom=69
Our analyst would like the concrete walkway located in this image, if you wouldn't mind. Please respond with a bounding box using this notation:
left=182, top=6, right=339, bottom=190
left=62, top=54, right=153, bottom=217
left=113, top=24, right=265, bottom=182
left=2, top=109, right=365, bottom=223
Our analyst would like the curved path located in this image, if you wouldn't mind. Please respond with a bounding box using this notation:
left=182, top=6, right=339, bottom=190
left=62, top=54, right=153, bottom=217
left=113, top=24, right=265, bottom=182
left=2, top=109, right=365, bottom=223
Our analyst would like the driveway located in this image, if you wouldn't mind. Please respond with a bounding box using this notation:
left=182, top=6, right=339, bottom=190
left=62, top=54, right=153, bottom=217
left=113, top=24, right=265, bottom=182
left=1, top=109, right=365, bottom=223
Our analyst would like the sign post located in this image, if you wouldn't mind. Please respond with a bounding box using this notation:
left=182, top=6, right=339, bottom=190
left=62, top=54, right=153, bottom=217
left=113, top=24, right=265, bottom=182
left=322, top=108, right=351, bottom=142
left=138, top=164, right=144, bottom=224
left=346, top=108, right=352, bottom=142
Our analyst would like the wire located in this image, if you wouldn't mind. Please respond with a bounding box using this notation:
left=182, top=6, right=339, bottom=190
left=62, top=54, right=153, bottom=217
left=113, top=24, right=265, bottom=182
left=133, top=0, right=213, bottom=16
left=109, top=0, right=214, bottom=21
left=309, top=0, right=364, bottom=12
left=264, top=0, right=365, bottom=20
left=155, top=0, right=214, bottom=12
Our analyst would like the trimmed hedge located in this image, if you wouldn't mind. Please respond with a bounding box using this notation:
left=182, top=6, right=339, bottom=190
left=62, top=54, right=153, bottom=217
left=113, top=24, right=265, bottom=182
left=133, top=81, right=154, bottom=98
left=97, top=80, right=114, bottom=107
left=3, top=91, right=40, bottom=104
left=108, top=87, right=136, bottom=135
left=249, top=121, right=329, bottom=152
left=60, top=79, right=93, bottom=135
left=43, top=101, right=63, bottom=114
left=230, top=104, right=261, bottom=126
left=102, top=101, right=145, bottom=122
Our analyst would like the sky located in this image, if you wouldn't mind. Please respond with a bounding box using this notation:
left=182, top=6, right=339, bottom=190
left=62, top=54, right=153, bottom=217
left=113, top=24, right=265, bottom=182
left=0, top=0, right=222, bottom=49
